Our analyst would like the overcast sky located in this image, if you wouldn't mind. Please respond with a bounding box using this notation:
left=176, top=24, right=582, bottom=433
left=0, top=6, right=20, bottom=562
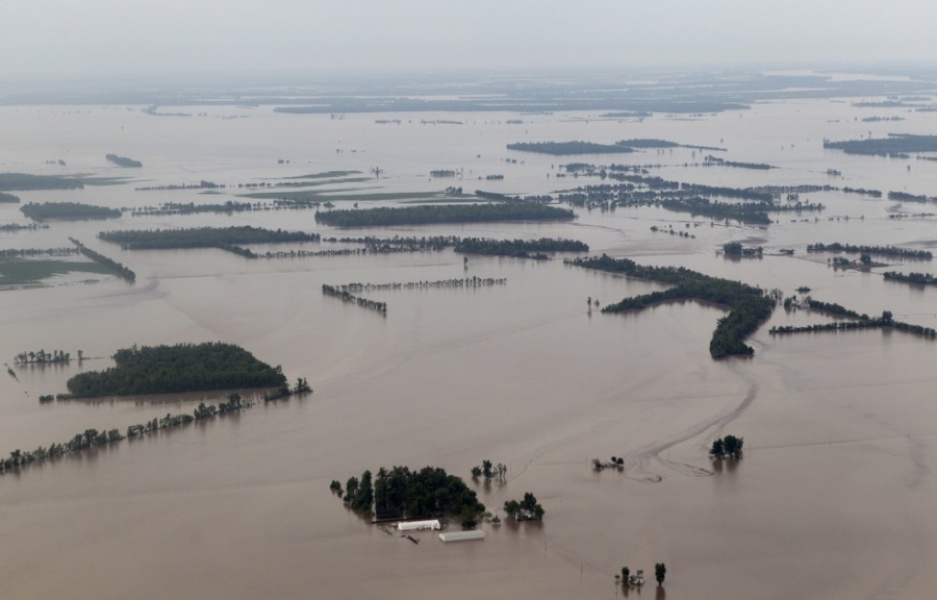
left=2, top=0, right=936, bottom=81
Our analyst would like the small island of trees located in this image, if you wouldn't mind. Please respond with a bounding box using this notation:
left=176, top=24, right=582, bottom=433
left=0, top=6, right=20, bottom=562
left=570, top=254, right=776, bottom=358
left=21, top=202, right=122, bottom=222
left=332, top=465, right=485, bottom=523
left=503, top=492, right=545, bottom=521
left=64, top=342, right=287, bottom=398
left=105, top=154, right=143, bottom=168
left=883, top=271, right=937, bottom=286
left=709, top=435, right=744, bottom=460
left=98, top=226, right=320, bottom=253
left=823, top=134, right=937, bottom=157
left=0, top=192, right=19, bottom=203
left=454, top=237, right=588, bottom=258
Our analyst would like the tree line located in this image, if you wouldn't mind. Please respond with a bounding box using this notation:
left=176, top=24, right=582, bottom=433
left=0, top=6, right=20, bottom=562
left=322, top=284, right=387, bottom=314
left=64, top=342, right=287, bottom=398
left=0, top=392, right=254, bottom=477
left=21, top=202, right=121, bottom=222
left=0, top=192, right=19, bottom=203
left=314, top=203, right=575, bottom=228
left=570, top=254, right=776, bottom=358
left=884, top=271, right=937, bottom=285
left=98, top=226, right=320, bottom=250
left=69, top=237, right=136, bottom=282
left=807, top=242, right=931, bottom=260
left=105, top=154, right=143, bottom=168
left=454, top=237, right=589, bottom=258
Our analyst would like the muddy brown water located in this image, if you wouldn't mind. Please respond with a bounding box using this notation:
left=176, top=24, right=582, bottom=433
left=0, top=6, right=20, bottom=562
left=1, top=98, right=936, bottom=599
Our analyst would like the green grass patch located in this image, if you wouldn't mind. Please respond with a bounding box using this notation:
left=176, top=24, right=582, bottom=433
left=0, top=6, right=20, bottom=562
left=0, top=258, right=114, bottom=286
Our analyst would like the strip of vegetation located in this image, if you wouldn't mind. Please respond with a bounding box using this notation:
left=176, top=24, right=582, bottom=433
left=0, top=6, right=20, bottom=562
left=0, top=223, right=48, bottom=232
left=70, top=238, right=136, bottom=282
left=336, top=277, right=506, bottom=292
left=98, top=226, right=320, bottom=250
left=0, top=258, right=113, bottom=287
left=314, top=203, right=575, bottom=227
left=888, top=191, right=935, bottom=203
left=0, top=173, right=84, bottom=191
left=105, top=154, right=143, bottom=168
left=330, top=465, right=485, bottom=522
left=21, top=202, right=121, bottom=222
left=883, top=271, right=937, bottom=286
left=129, top=201, right=256, bottom=216
left=823, top=134, right=937, bottom=156
left=806, top=242, right=931, bottom=260
left=64, top=342, right=287, bottom=398
left=507, top=141, right=634, bottom=155
left=570, top=254, right=776, bottom=358
left=0, top=192, right=19, bottom=203
left=14, top=349, right=80, bottom=365
left=322, top=284, right=387, bottom=314
left=703, top=155, right=774, bottom=169
left=0, top=247, right=78, bottom=259
left=135, top=180, right=224, bottom=191
left=454, top=237, right=588, bottom=258
left=0, top=393, right=256, bottom=476
left=771, top=301, right=936, bottom=339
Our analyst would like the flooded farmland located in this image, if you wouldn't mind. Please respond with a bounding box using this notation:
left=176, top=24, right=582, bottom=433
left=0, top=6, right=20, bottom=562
left=2, top=80, right=937, bottom=599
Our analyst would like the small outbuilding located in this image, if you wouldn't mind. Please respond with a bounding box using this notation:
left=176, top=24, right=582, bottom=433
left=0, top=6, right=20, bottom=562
left=397, top=520, right=441, bottom=531
left=439, top=530, right=485, bottom=543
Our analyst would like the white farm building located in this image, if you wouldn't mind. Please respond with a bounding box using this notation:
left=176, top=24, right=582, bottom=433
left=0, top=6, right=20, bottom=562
left=439, top=530, right=485, bottom=543
left=397, top=520, right=441, bottom=531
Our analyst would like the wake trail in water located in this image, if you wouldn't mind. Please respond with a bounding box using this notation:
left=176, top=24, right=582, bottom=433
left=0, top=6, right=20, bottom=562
left=620, top=362, right=758, bottom=482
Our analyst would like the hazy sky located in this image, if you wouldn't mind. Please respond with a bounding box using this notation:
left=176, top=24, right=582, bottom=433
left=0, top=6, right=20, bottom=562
left=2, top=0, right=936, bottom=80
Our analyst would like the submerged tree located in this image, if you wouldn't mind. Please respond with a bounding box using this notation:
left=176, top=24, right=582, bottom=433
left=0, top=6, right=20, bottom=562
left=655, top=562, right=667, bottom=586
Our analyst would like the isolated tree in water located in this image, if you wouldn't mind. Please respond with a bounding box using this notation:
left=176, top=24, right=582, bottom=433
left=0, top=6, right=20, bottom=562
left=655, top=562, right=666, bottom=586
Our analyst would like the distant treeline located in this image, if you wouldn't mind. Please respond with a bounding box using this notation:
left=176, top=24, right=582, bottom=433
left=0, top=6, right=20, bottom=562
left=98, top=226, right=320, bottom=250
left=507, top=141, right=635, bottom=155
left=883, top=271, right=937, bottom=286
left=823, top=134, right=937, bottom=157
left=314, top=203, right=575, bottom=227
left=129, top=201, right=256, bottom=217
left=21, top=202, right=121, bottom=222
left=570, top=254, right=776, bottom=358
left=723, top=242, right=762, bottom=257
left=703, top=156, right=774, bottom=170
left=454, top=237, right=588, bottom=258
left=0, top=247, right=78, bottom=259
left=65, top=342, right=287, bottom=398
left=105, top=154, right=143, bottom=168
left=69, top=237, right=136, bottom=282
left=135, top=180, right=224, bottom=191
left=274, top=98, right=748, bottom=115
left=887, top=191, right=936, bottom=203
left=0, top=192, right=19, bottom=203
left=430, top=170, right=457, bottom=177
left=806, top=243, right=931, bottom=260
left=322, top=284, right=387, bottom=314
left=0, top=173, right=84, bottom=191
left=336, top=277, right=506, bottom=292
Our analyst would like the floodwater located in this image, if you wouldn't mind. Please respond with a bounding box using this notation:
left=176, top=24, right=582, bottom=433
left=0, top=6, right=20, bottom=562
left=1, top=94, right=937, bottom=599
